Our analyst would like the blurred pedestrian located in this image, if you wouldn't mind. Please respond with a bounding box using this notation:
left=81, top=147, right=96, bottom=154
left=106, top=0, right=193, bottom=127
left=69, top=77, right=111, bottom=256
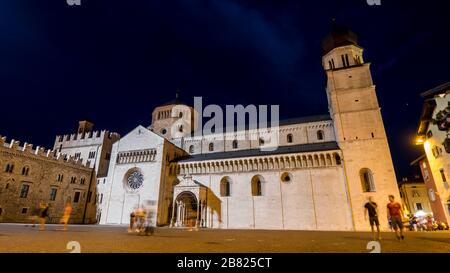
left=60, top=201, right=72, bottom=231
left=128, top=206, right=137, bottom=233
left=39, top=201, right=49, bottom=231
left=387, top=195, right=404, bottom=240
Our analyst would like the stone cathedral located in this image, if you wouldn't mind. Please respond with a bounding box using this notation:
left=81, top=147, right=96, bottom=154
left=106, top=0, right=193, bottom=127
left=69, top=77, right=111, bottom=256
left=1, top=27, right=401, bottom=231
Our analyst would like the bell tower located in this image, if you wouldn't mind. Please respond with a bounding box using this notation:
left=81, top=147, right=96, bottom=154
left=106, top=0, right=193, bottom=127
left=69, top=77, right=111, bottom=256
left=323, top=25, right=400, bottom=231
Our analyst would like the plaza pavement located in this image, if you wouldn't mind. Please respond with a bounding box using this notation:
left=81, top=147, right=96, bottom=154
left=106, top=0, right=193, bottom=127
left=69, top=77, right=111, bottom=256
left=0, top=223, right=449, bottom=253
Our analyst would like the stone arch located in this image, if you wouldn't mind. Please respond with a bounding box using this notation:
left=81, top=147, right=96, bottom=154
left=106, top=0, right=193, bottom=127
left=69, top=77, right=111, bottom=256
left=220, top=176, right=231, bottom=197
left=251, top=175, right=264, bottom=196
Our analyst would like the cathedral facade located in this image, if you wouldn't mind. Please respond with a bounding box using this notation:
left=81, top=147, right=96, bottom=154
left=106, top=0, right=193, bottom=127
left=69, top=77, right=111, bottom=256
left=92, top=27, right=400, bottom=231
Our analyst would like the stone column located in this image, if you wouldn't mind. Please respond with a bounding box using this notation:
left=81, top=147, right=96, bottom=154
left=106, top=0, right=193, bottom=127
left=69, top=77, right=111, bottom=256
left=196, top=199, right=200, bottom=228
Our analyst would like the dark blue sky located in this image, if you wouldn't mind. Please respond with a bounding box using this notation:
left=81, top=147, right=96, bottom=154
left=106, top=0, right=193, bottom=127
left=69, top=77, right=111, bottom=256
left=0, top=0, right=449, bottom=178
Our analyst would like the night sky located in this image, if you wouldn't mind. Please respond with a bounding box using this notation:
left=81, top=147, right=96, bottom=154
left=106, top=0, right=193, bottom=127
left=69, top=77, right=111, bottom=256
left=0, top=0, right=449, bottom=179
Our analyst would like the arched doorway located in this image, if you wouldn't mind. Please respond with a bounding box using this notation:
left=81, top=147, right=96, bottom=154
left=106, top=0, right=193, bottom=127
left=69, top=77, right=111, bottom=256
left=174, top=191, right=198, bottom=227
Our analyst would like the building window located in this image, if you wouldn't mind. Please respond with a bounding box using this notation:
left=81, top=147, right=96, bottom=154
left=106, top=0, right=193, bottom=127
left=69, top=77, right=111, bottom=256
left=259, top=138, right=265, bottom=146
left=251, top=175, right=263, bottom=196
left=161, top=129, right=167, bottom=135
left=57, top=174, right=64, bottom=182
left=0, top=208, right=2, bottom=216
left=80, top=178, right=86, bottom=185
left=5, top=164, right=14, bottom=173
left=70, top=177, right=76, bottom=184
left=208, top=143, right=214, bottom=152
left=74, top=152, right=81, bottom=159
left=88, top=151, right=96, bottom=159
left=416, top=203, right=423, bottom=211
left=105, top=153, right=111, bottom=160
left=50, top=188, right=57, bottom=201
left=73, top=192, right=81, bottom=203
left=317, top=130, right=324, bottom=140
left=21, top=167, right=30, bottom=176
left=432, top=146, right=443, bottom=158
left=281, top=172, right=292, bottom=183
left=334, top=153, right=341, bottom=165
left=345, top=54, right=350, bottom=67
left=178, top=125, right=183, bottom=132
left=440, top=168, right=447, bottom=183
left=5, top=183, right=9, bottom=190
left=287, top=134, right=293, bottom=143
left=100, top=193, right=103, bottom=204
left=428, top=188, right=436, bottom=202
left=232, top=140, right=238, bottom=149
left=220, top=177, right=231, bottom=197
left=20, top=184, right=30, bottom=198
left=412, top=190, right=420, bottom=197
left=189, top=145, right=194, bottom=154
left=21, top=208, right=28, bottom=214
left=360, top=168, right=376, bottom=192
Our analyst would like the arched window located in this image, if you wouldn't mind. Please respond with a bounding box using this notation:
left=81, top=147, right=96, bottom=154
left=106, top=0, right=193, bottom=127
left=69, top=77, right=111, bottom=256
left=334, top=153, right=341, bottom=165
left=5, top=164, right=14, bottom=173
left=179, top=125, right=183, bottom=132
left=259, top=138, right=265, bottom=146
left=208, top=143, right=214, bottom=152
left=281, top=172, right=292, bottom=183
left=360, top=168, right=376, bottom=192
left=251, top=175, right=263, bottom=196
left=317, top=130, right=324, bottom=140
left=220, top=177, right=231, bottom=197
left=232, top=140, right=238, bottom=149
left=189, top=145, right=194, bottom=154
left=21, top=166, right=29, bottom=176
left=287, top=134, right=293, bottom=143
left=178, top=112, right=183, bottom=118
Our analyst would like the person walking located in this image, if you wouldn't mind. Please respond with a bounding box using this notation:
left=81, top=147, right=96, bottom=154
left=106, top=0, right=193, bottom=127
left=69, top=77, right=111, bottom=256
left=128, top=208, right=136, bottom=233
left=60, top=201, right=72, bottom=231
left=387, top=195, right=404, bottom=240
left=39, top=201, right=49, bottom=231
left=364, top=196, right=381, bottom=240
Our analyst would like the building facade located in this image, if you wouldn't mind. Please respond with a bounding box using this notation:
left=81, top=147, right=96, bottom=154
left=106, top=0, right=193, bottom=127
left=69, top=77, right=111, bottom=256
left=398, top=176, right=432, bottom=216
left=415, top=82, right=450, bottom=224
left=0, top=136, right=94, bottom=223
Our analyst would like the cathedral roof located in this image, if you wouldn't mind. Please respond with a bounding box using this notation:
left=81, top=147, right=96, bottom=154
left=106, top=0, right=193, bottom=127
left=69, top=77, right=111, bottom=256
left=176, top=141, right=340, bottom=163
left=159, top=97, right=189, bottom=107
left=420, top=82, right=450, bottom=99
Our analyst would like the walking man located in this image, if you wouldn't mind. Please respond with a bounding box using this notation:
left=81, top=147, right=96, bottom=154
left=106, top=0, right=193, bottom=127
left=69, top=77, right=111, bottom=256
left=387, top=195, right=404, bottom=240
left=39, top=201, right=50, bottom=231
left=364, top=196, right=381, bottom=240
